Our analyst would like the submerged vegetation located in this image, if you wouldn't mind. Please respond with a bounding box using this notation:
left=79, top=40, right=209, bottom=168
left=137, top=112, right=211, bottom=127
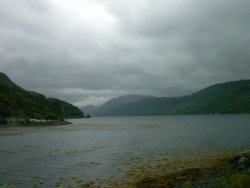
left=135, top=151, right=250, bottom=188
left=76, top=151, right=250, bottom=188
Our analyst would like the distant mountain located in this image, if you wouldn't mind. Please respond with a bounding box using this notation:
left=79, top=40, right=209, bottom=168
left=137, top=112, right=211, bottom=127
left=81, top=105, right=97, bottom=115
left=91, top=80, right=250, bottom=116
left=90, top=95, right=155, bottom=116
left=0, top=72, right=84, bottom=119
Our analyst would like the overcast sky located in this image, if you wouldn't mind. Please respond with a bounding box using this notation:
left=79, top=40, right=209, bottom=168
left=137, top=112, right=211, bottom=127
left=0, top=0, right=250, bottom=107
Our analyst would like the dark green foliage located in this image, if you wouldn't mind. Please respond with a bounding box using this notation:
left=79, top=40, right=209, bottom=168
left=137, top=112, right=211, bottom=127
left=85, top=114, right=91, bottom=118
left=94, top=80, right=250, bottom=116
left=0, top=118, right=7, bottom=124
left=0, top=72, right=83, bottom=119
left=46, top=98, right=84, bottom=118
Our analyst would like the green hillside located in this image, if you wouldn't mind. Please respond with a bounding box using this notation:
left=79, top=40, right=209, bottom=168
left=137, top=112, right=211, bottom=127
left=178, top=80, right=250, bottom=114
left=0, top=72, right=83, bottom=119
left=93, top=80, right=250, bottom=116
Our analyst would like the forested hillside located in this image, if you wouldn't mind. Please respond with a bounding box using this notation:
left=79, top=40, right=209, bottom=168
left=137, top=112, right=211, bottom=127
left=0, top=72, right=83, bottom=119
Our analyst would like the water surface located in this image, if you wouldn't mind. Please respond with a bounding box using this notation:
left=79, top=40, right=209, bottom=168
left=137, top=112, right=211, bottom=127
left=0, top=115, right=250, bottom=187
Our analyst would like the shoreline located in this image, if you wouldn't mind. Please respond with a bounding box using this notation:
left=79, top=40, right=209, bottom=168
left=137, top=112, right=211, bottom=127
left=135, top=150, right=250, bottom=188
left=79, top=150, right=250, bottom=188
left=0, top=120, right=71, bottom=127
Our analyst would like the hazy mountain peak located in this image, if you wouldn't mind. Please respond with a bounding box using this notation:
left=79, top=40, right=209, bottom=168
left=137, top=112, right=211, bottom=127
left=91, top=95, right=155, bottom=116
left=100, top=95, right=155, bottom=108
left=81, top=105, right=97, bottom=115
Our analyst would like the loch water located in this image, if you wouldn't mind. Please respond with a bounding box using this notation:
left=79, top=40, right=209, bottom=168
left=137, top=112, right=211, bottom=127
left=0, top=115, right=250, bottom=187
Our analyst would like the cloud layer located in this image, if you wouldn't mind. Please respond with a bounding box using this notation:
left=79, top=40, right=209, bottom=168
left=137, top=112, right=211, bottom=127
left=1, top=0, right=250, bottom=107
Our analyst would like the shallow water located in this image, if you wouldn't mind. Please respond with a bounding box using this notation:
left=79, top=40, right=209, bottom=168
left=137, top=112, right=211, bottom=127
left=0, top=115, right=250, bottom=187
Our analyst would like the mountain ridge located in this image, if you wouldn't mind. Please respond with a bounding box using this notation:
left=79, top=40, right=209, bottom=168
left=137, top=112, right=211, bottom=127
left=89, top=79, right=250, bottom=116
left=89, top=95, right=155, bottom=116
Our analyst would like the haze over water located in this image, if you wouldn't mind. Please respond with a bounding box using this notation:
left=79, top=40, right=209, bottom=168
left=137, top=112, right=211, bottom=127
left=0, top=114, right=250, bottom=187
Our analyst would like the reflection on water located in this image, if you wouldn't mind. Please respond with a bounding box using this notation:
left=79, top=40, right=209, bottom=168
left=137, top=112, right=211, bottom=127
left=0, top=115, right=250, bottom=187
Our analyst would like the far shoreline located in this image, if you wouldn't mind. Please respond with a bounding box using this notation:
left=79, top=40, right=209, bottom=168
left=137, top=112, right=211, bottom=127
left=0, top=119, right=71, bottom=128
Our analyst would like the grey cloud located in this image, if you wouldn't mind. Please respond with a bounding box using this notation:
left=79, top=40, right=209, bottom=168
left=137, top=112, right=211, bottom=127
left=0, top=0, right=250, bottom=107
